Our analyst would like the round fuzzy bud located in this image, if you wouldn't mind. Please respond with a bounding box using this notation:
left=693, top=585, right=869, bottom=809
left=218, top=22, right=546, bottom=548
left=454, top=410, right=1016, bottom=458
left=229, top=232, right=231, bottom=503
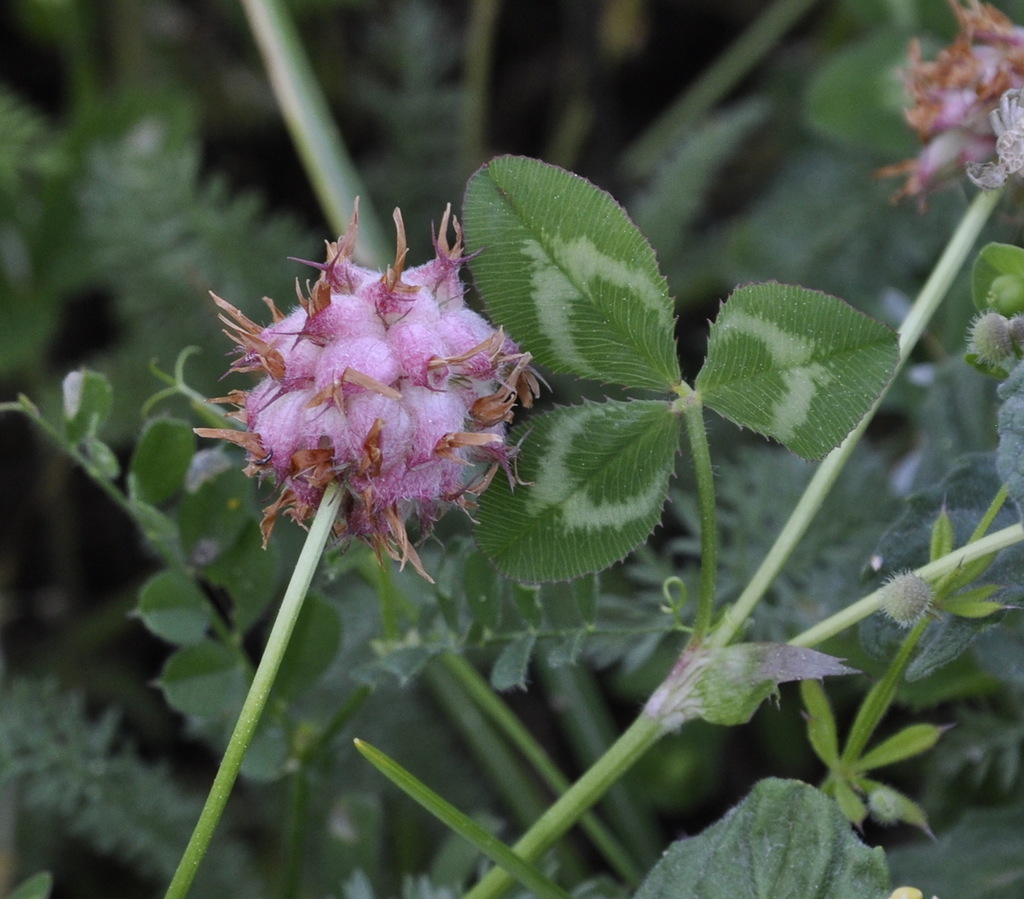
left=968, top=312, right=1015, bottom=366
left=879, top=572, right=934, bottom=627
left=867, top=785, right=902, bottom=826
left=987, top=273, right=1024, bottom=316
left=888, top=889, right=924, bottom=899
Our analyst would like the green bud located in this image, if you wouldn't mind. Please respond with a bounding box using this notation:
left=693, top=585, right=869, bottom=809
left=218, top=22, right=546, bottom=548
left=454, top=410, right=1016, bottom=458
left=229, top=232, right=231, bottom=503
left=879, top=572, right=934, bottom=627
left=866, top=783, right=931, bottom=833
left=987, top=273, right=1024, bottom=315
left=868, top=785, right=902, bottom=825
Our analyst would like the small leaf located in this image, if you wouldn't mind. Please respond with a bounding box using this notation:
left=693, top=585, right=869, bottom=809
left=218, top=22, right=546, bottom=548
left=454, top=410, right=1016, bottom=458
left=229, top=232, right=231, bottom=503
left=512, top=583, right=543, bottom=627
left=930, top=509, right=955, bottom=563
left=696, top=282, right=899, bottom=460
left=941, top=596, right=1005, bottom=619
left=157, top=641, right=247, bottom=718
left=178, top=466, right=253, bottom=567
left=647, top=644, right=855, bottom=731
left=939, top=552, right=997, bottom=595
left=62, top=369, right=113, bottom=444
left=491, top=633, right=536, bottom=691
left=203, top=521, right=279, bottom=631
left=695, top=643, right=856, bottom=727
left=136, top=569, right=212, bottom=645
left=833, top=779, right=868, bottom=827
left=82, top=435, right=120, bottom=480
left=805, top=32, right=916, bottom=156
left=972, top=242, right=1024, bottom=313
left=801, top=679, right=841, bottom=767
left=545, top=632, right=585, bottom=668
left=634, top=779, right=890, bottom=899
left=129, top=417, right=196, bottom=505
left=127, top=497, right=183, bottom=563
left=476, top=399, right=679, bottom=582
left=461, top=548, right=504, bottom=631
left=463, top=155, right=680, bottom=390
left=856, top=724, right=945, bottom=772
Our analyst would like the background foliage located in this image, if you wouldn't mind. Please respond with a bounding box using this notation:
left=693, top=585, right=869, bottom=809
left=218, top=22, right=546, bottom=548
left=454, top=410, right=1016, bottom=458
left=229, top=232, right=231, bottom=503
left=5, top=0, right=1024, bottom=897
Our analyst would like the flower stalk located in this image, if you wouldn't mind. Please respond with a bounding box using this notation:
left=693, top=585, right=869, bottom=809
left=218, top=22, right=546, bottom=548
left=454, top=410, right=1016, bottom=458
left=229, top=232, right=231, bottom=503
left=163, top=484, right=341, bottom=899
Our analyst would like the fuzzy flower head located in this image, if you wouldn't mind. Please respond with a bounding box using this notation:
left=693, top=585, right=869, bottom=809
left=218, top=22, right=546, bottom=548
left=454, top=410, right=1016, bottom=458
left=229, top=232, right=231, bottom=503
left=882, top=0, right=1024, bottom=198
left=197, top=205, right=539, bottom=578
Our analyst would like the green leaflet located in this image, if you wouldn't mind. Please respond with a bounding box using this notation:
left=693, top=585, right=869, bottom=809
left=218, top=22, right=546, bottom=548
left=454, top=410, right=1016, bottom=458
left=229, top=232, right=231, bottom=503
left=128, top=417, right=196, bottom=506
left=463, top=155, right=680, bottom=391
left=156, top=641, right=247, bottom=719
left=696, top=282, right=899, bottom=460
left=805, top=32, right=915, bottom=157
left=476, top=399, right=679, bottom=582
left=635, top=779, right=890, bottom=899
left=136, top=570, right=212, bottom=646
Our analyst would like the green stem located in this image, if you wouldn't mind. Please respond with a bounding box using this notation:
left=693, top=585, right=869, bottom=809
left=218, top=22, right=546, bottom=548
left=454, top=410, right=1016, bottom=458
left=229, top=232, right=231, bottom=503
left=622, top=0, right=821, bottom=177
left=11, top=394, right=253, bottom=674
left=788, top=523, right=1024, bottom=649
left=710, top=187, right=1003, bottom=651
left=680, top=393, right=718, bottom=644
left=12, top=396, right=181, bottom=570
left=238, top=0, right=389, bottom=264
left=163, top=485, right=342, bottom=899
left=463, top=713, right=663, bottom=899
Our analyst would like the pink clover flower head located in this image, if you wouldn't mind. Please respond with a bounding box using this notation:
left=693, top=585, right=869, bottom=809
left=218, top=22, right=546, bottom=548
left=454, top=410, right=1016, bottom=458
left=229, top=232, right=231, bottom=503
left=196, top=204, right=539, bottom=579
left=881, top=0, right=1024, bottom=199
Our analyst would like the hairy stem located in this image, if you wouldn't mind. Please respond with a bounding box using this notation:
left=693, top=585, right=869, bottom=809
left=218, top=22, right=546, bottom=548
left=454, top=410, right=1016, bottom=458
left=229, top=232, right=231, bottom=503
left=789, top=523, right=1024, bottom=648
left=163, top=485, right=342, bottom=899
left=680, top=392, right=718, bottom=644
